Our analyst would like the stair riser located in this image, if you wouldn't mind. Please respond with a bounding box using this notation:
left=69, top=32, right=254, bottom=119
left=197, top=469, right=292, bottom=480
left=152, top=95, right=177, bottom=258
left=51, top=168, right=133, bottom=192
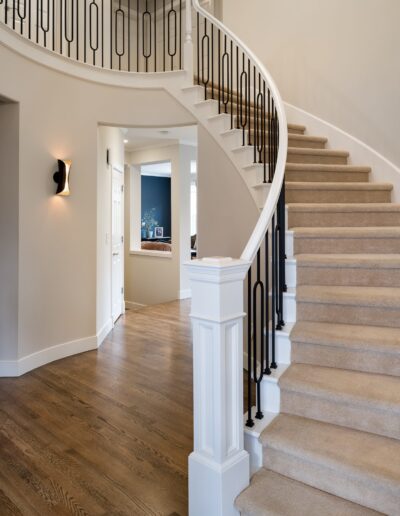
left=285, top=171, right=370, bottom=182
left=297, top=267, right=400, bottom=287
left=289, top=211, right=400, bottom=227
left=280, top=389, right=400, bottom=440
left=292, top=341, right=400, bottom=377
left=286, top=189, right=391, bottom=204
left=294, top=237, right=400, bottom=254
left=263, top=448, right=399, bottom=515
left=298, top=301, right=400, bottom=328
left=287, top=153, right=348, bottom=165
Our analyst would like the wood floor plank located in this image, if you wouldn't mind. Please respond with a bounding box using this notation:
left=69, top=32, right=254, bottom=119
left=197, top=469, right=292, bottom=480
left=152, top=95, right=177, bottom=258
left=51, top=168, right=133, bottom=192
left=0, top=300, right=193, bottom=516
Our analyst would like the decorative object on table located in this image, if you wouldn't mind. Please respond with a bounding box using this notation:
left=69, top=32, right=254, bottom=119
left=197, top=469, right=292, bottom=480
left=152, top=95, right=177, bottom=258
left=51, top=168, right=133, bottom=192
left=142, top=208, right=158, bottom=239
left=141, top=222, right=147, bottom=239
left=154, top=227, right=164, bottom=238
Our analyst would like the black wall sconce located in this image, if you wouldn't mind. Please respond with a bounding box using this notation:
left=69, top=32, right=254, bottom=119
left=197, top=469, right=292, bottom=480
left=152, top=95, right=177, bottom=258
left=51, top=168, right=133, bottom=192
left=53, top=159, right=72, bottom=196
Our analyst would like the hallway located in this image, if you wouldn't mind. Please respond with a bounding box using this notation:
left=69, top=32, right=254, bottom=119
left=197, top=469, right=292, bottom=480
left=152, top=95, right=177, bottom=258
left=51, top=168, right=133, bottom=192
left=0, top=301, right=193, bottom=516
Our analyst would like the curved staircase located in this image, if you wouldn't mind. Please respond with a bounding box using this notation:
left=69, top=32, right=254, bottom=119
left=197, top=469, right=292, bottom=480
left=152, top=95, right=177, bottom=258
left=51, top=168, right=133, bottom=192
left=236, top=116, right=400, bottom=514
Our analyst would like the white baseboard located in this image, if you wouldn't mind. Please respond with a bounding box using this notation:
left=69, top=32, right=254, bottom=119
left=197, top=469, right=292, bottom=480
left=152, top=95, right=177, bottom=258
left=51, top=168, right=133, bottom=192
left=125, top=300, right=147, bottom=311
left=179, top=289, right=192, bottom=300
left=0, top=318, right=113, bottom=378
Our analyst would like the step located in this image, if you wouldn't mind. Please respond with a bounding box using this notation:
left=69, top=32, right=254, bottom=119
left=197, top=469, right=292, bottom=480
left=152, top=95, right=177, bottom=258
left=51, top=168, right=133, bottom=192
left=286, top=182, right=392, bottom=204
left=293, top=226, right=400, bottom=254
left=288, top=203, right=400, bottom=228
left=296, top=253, right=400, bottom=287
left=280, top=363, right=400, bottom=439
left=221, top=128, right=326, bottom=151
left=285, top=163, right=371, bottom=183
left=235, top=469, right=381, bottom=516
left=232, top=144, right=345, bottom=168
left=291, top=321, right=400, bottom=376
left=297, top=284, right=400, bottom=328
left=234, top=115, right=305, bottom=135
left=261, top=413, right=400, bottom=514
left=287, top=147, right=349, bottom=165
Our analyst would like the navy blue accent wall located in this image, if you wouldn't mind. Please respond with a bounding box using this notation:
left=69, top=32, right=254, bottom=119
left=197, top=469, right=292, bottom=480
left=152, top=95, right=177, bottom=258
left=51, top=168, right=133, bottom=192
left=141, top=176, right=171, bottom=236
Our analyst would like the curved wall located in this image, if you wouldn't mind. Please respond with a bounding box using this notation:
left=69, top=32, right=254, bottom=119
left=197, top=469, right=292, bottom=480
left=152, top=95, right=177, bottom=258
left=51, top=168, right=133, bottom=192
left=0, top=41, right=195, bottom=374
left=221, top=0, right=400, bottom=168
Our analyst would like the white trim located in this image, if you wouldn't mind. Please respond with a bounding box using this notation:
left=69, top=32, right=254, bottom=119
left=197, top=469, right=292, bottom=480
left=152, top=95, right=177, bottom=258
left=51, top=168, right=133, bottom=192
left=179, top=288, right=192, bottom=299
left=129, top=249, right=172, bottom=258
left=125, top=300, right=147, bottom=311
left=97, top=318, right=113, bottom=347
left=285, top=102, right=400, bottom=202
left=0, top=24, right=188, bottom=90
left=0, top=319, right=113, bottom=378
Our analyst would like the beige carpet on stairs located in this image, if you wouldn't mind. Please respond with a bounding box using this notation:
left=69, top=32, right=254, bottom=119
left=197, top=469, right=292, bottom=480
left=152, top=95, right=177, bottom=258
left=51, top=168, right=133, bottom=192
left=235, top=116, right=400, bottom=515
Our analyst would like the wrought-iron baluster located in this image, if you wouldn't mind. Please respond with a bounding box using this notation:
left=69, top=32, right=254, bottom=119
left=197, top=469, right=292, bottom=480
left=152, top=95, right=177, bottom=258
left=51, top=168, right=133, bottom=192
left=246, top=267, right=254, bottom=427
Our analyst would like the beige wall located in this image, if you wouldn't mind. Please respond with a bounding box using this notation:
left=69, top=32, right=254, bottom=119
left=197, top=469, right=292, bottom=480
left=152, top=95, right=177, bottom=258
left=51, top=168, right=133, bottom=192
left=197, top=126, right=258, bottom=259
left=0, top=43, right=195, bottom=360
left=124, top=143, right=196, bottom=306
left=221, top=0, right=400, bottom=167
left=0, top=101, right=19, bottom=361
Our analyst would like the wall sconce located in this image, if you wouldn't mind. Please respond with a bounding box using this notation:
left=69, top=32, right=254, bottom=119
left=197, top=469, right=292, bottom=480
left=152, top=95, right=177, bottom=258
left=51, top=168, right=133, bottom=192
left=53, top=159, right=72, bottom=196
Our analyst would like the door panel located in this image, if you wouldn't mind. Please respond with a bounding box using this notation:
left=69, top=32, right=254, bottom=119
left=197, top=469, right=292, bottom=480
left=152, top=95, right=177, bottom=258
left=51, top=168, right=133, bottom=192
left=112, top=168, right=124, bottom=324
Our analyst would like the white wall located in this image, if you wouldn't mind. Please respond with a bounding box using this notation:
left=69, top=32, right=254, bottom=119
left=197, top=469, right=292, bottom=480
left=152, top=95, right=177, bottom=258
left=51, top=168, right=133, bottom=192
left=221, top=0, right=400, bottom=168
left=124, top=143, right=196, bottom=307
left=0, top=101, right=19, bottom=361
left=0, top=42, right=195, bottom=369
left=197, top=126, right=258, bottom=259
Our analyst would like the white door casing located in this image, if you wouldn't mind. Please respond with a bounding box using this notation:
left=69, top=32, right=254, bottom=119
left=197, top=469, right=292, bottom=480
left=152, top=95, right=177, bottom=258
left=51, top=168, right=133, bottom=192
left=112, top=166, right=124, bottom=324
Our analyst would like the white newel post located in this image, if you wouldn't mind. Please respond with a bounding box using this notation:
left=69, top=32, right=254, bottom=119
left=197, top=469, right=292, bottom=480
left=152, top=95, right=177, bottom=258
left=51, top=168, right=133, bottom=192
left=187, top=257, right=251, bottom=516
left=184, top=0, right=194, bottom=82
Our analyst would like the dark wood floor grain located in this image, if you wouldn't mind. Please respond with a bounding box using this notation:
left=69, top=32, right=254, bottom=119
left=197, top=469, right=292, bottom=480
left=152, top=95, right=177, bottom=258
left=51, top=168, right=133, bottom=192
left=0, top=300, right=193, bottom=516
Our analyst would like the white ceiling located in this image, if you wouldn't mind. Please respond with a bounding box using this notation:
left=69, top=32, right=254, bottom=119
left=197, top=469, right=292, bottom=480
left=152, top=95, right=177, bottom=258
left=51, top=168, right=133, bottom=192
left=123, top=125, right=198, bottom=152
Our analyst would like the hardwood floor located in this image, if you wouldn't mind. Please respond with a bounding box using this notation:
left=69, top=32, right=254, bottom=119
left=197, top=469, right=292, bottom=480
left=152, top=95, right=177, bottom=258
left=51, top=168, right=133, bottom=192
left=0, top=300, right=193, bottom=516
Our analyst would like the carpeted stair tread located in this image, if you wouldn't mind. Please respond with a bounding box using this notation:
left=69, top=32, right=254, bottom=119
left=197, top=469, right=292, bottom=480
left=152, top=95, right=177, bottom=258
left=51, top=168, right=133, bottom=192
left=290, top=321, right=400, bottom=376
left=280, top=363, right=400, bottom=412
left=288, top=203, right=400, bottom=212
left=293, top=226, right=400, bottom=238
left=286, top=182, right=392, bottom=191
left=234, top=469, right=381, bottom=516
left=285, top=163, right=371, bottom=173
left=297, top=284, right=400, bottom=308
left=260, top=414, right=400, bottom=514
left=291, top=320, right=400, bottom=353
left=296, top=253, right=400, bottom=269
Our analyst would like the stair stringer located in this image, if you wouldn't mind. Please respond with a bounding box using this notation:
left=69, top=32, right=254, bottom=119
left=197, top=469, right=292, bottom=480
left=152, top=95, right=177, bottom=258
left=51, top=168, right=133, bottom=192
left=165, top=83, right=271, bottom=209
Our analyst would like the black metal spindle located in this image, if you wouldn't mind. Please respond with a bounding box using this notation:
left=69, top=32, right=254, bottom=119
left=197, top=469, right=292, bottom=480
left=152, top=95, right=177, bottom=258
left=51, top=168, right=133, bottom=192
left=246, top=268, right=254, bottom=428
left=217, top=28, right=220, bottom=113
left=253, top=250, right=264, bottom=420
left=264, top=232, right=271, bottom=375
left=196, top=11, right=199, bottom=82
left=271, top=213, right=277, bottom=369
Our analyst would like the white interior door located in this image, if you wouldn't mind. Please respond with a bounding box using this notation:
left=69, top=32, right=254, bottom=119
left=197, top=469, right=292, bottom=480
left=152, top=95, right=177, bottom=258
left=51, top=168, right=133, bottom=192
left=111, top=167, right=124, bottom=324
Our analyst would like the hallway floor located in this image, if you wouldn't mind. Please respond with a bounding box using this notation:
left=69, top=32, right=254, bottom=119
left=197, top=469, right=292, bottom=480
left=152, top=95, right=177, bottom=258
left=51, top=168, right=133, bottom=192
left=0, top=301, right=193, bottom=516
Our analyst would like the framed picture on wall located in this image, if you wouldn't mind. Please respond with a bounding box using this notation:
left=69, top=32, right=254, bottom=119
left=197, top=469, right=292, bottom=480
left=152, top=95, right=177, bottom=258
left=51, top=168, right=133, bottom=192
left=155, top=227, right=164, bottom=238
